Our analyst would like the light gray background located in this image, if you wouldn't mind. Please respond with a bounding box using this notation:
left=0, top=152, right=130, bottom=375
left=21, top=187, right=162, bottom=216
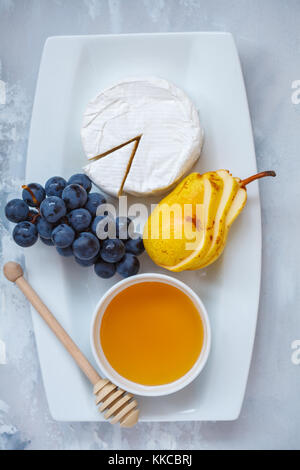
left=0, top=0, right=299, bottom=450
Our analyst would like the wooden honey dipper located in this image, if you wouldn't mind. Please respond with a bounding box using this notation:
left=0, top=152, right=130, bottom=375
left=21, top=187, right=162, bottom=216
left=3, top=262, right=139, bottom=427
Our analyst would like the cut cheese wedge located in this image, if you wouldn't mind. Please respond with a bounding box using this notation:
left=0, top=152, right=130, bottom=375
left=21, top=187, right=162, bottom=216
left=83, top=140, right=138, bottom=197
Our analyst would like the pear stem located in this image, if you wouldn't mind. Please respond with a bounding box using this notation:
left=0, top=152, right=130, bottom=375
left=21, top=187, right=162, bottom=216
left=240, top=170, right=276, bottom=187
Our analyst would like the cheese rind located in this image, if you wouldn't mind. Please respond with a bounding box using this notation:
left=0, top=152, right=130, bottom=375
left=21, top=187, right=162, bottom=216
left=81, top=77, right=204, bottom=196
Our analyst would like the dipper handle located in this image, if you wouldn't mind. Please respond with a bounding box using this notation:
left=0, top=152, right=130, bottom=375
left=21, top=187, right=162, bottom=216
left=3, top=262, right=139, bottom=427
left=4, top=262, right=100, bottom=384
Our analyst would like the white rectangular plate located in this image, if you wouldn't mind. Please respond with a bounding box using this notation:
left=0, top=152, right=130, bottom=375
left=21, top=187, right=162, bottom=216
left=25, top=32, right=261, bottom=422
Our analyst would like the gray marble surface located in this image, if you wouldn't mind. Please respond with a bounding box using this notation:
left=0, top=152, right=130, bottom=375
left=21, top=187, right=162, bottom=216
left=0, top=0, right=299, bottom=450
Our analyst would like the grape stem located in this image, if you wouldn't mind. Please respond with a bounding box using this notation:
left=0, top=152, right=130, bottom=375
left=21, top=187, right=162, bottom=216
left=22, top=185, right=39, bottom=206
left=22, top=185, right=41, bottom=224
left=240, top=170, right=276, bottom=187
left=30, top=212, right=40, bottom=224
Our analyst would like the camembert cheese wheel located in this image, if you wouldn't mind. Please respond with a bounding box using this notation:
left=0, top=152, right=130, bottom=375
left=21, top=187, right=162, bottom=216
left=81, top=77, right=203, bottom=197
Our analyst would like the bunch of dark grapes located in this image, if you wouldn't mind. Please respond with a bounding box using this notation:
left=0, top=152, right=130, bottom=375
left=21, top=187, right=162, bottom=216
left=5, top=174, right=144, bottom=279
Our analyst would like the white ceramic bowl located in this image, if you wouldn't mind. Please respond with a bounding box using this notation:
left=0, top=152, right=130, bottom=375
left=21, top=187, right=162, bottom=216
left=90, top=273, right=211, bottom=397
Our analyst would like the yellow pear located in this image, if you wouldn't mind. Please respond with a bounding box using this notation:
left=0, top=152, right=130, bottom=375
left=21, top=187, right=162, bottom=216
left=187, top=180, right=247, bottom=270
left=185, top=170, right=240, bottom=270
left=143, top=170, right=275, bottom=271
left=143, top=172, right=223, bottom=269
left=174, top=170, right=239, bottom=272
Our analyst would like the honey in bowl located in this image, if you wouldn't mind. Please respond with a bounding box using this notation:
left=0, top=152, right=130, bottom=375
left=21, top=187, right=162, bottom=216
left=100, top=281, right=204, bottom=386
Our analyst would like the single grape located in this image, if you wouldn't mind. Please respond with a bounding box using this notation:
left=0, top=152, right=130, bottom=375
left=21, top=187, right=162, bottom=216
left=100, top=239, right=125, bottom=263
left=56, top=246, right=73, bottom=257
left=116, top=216, right=133, bottom=240
left=13, top=222, right=38, bottom=247
left=94, top=260, right=116, bottom=279
left=45, top=176, right=67, bottom=197
left=22, top=183, right=45, bottom=207
left=125, top=235, right=145, bottom=256
left=36, top=217, right=54, bottom=239
left=51, top=224, right=75, bottom=248
left=117, top=253, right=140, bottom=278
left=5, top=199, right=29, bottom=223
left=68, top=174, right=92, bottom=193
left=72, top=232, right=100, bottom=260
left=84, top=192, right=107, bottom=217
left=74, top=256, right=98, bottom=267
left=68, top=208, right=92, bottom=233
left=40, top=196, right=67, bottom=223
left=62, top=184, right=87, bottom=210
left=40, top=236, right=54, bottom=246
